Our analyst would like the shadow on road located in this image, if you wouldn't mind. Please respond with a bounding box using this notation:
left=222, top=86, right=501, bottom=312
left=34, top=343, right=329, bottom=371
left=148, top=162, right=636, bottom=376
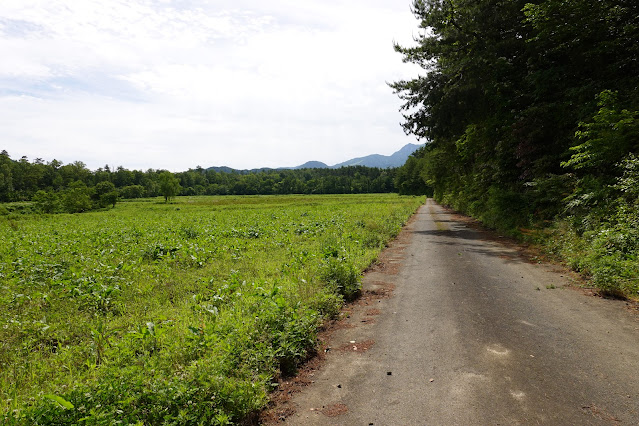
left=412, top=227, right=525, bottom=264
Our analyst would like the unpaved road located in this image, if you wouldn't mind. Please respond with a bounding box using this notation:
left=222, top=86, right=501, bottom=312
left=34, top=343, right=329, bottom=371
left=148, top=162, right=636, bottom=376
left=284, top=200, right=639, bottom=425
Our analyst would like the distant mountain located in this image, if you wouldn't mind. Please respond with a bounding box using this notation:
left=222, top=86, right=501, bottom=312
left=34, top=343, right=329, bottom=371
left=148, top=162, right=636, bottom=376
left=207, top=166, right=274, bottom=174
left=293, top=161, right=329, bottom=169
left=330, top=143, right=422, bottom=169
left=207, top=166, right=239, bottom=173
left=206, top=143, right=423, bottom=172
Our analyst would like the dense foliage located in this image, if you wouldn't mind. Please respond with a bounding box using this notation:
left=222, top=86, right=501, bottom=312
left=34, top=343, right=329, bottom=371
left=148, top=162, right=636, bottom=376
left=1, top=194, right=423, bottom=424
left=0, top=151, right=397, bottom=211
left=392, top=0, right=638, bottom=296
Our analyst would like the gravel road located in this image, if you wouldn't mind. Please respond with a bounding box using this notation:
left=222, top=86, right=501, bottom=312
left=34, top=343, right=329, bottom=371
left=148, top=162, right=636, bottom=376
left=284, top=199, right=639, bottom=425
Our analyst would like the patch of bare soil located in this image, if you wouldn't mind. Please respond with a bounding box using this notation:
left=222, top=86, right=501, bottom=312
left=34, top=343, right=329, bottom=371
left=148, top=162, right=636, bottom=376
left=319, top=403, right=348, bottom=417
left=358, top=317, right=376, bottom=325
left=624, top=300, right=639, bottom=314
left=369, top=259, right=402, bottom=275
left=355, top=284, right=395, bottom=308
left=331, top=320, right=356, bottom=330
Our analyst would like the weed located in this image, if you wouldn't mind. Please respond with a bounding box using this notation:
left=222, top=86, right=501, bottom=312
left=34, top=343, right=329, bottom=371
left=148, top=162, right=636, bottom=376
left=319, top=256, right=361, bottom=301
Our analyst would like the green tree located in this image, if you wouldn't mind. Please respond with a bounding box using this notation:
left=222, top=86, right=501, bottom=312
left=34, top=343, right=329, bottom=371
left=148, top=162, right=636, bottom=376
left=120, top=185, right=145, bottom=199
left=95, top=181, right=119, bottom=208
left=62, top=181, right=93, bottom=213
left=158, top=172, right=181, bottom=203
left=32, top=190, right=61, bottom=213
left=562, top=91, right=639, bottom=174
left=0, top=151, right=14, bottom=202
left=394, top=147, right=431, bottom=196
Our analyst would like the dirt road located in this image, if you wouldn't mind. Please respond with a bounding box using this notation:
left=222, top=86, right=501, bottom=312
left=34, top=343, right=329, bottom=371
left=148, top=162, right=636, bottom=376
left=284, top=199, right=639, bottom=425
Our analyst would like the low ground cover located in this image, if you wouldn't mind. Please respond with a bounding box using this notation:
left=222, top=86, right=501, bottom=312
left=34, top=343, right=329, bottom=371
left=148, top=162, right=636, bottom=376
left=0, top=194, right=423, bottom=424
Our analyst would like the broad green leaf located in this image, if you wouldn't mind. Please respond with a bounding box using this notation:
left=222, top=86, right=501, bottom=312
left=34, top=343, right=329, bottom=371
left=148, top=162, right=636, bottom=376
left=44, top=394, right=74, bottom=410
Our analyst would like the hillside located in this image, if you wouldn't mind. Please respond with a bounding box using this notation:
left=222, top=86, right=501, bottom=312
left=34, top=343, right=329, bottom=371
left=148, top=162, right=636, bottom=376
left=331, top=143, right=421, bottom=168
left=206, top=143, right=423, bottom=172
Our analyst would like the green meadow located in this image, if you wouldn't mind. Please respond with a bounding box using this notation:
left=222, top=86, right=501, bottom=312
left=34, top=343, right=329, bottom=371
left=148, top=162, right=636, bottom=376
left=1, top=194, right=423, bottom=424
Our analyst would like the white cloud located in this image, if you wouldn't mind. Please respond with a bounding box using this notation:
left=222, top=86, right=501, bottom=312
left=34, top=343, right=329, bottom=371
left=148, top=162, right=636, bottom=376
left=0, top=0, right=422, bottom=171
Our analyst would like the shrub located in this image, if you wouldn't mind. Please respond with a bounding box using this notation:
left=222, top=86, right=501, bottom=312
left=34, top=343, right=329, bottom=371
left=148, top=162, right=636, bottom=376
left=319, top=256, right=361, bottom=301
left=62, top=182, right=93, bottom=213
left=32, top=190, right=61, bottom=214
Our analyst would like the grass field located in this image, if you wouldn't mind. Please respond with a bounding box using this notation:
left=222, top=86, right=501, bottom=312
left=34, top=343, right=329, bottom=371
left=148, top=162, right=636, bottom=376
left=1, top=194, right=423, bottom=424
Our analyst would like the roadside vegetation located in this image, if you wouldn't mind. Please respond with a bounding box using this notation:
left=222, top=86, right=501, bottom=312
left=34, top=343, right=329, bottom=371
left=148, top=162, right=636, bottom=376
left=392, top=0, right=638, bottom=298
left=1, top=194, right=423, bottom=424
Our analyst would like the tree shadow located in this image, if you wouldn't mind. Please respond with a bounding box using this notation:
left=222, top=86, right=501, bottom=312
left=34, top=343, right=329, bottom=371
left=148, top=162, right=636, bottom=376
left=412, top=227, right=525, bottom=264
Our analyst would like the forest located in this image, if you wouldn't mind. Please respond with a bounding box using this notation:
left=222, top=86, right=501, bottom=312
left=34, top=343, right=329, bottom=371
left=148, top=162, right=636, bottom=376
left=392, top=0, right=638, bottom=297
left=0, top=150, right=397, bottom=212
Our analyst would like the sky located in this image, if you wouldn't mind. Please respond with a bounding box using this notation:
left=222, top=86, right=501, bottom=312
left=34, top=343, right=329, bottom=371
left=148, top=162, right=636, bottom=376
left=0, top=0, right=423, bottom=171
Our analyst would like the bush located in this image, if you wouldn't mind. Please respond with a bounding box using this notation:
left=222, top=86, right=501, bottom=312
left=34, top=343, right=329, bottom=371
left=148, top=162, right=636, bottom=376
left=479, top=186, right=531, bottom=233
left=62, top=182, right=93, bottom=213
left=99, top=191, right=119, bottom=208
left=32, top=190, right=61, bottom=213
left=94, top=182, right=118, bottom=208
left=319, top=256, right=361, bottom=301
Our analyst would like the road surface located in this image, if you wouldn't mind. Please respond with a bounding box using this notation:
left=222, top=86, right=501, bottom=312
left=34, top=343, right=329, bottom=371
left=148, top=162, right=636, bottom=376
left=284, top=199, right=639, bottom=425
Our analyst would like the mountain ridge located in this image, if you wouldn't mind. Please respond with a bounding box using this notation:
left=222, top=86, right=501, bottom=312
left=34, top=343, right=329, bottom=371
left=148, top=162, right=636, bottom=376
left=207, top=143, right=423, bottom=173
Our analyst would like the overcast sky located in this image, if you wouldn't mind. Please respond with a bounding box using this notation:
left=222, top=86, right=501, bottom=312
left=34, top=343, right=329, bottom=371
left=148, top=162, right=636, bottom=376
left=0, top=0, right=423, bottom=171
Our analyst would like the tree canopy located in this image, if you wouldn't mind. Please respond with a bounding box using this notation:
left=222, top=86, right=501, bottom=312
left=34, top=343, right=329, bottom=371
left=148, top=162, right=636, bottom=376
left=159, top=172, right=181, bottom=203
left=392, top=0, right=638, bottom=222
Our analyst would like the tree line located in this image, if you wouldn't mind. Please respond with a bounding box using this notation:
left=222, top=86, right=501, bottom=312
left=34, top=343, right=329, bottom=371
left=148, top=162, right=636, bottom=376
left=0, top=150, right=398, bottom=212
left=392, top=0, right=638, bottom=296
